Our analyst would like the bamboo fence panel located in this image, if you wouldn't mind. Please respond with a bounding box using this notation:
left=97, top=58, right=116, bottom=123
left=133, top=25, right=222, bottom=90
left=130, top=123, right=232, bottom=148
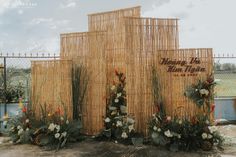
left=60, top=31, right=107, bottom=135
left=124, top=17, right=179, bottom=134
left=31, top=60, right=73, bottom=119
left=152, top=49, right=213, bottom=118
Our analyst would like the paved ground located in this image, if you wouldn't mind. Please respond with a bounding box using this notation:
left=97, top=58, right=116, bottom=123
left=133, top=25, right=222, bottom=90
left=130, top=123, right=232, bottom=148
left=0, top=125, right=236, bottom=157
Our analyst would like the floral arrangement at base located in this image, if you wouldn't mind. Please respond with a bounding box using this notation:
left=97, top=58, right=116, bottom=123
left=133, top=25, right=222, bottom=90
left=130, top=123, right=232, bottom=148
left=149, top=109, right=224, bottom=151
left=149, top=73, right=223, bottom=151
left=96, top=70, right=139, bottom=145
left=6, top=104, right=83, bottom=150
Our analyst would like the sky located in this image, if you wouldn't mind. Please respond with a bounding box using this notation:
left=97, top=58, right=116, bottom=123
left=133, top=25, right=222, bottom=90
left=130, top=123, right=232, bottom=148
left=0, top=0, right=236, bottom=55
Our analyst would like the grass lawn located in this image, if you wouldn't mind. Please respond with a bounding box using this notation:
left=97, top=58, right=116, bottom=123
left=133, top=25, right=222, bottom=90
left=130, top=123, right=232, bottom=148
left=215, top=73, right=236, bottom=97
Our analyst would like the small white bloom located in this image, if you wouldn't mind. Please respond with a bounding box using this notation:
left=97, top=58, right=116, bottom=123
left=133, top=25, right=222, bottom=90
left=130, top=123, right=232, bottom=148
left=128, top=125, right=134, bottom=132
left=114, top=98, right=119, bottom=103
left=3, top=121, right=7, bottom=126
left=25, top=119, right=29, bottom=123
left=121, top=132, right=128, bottom=139
left=200, top=89, right=209, bottom=96
left=208, top=134, right=213, bottom=139
left=152, top=114, right=156, bottom=117
left=56, top=125, right=60, bottom=132
left=202, top=133, right=208, bottom=139
left=164, top=130, right=173, bottom=137
left=105, top=117, right=111, bottom=123
left=26, top=128, right=29, bottom=131
left=195, top=89, right=198, bottom=92
left=66, top=120, right=69, bottom=124
left=55, top=133, right=60, bottom=139
left=114, top=140, right=118, bottom=144
left=127, top=117, right=135, bottom=124
left=17, top=125, right=21, bottom=130
left=116, top=121, right=122, bottom=127
left=153, top=126, right=158, bottom=131
left=18, top=128, right=24, bottom=135
left=10, top=126, right=15, bottom=132
left=178, top=120, right=182, bottom=125
left=62, top=132, right=67, bottom=137
left=205, top=120, right=210, bottom=125
left=48, top=123, right=56, bottom=131
left=208, top=126, right=217, bottom=133
left=111, top=85, right=116, bottom=90
left=167, top=116, right=171, bottom=121
left=60, top=117, right=64, bottom=121
left=177, top=134, right=181, bottom=139
left=157, top=128, right=161, bottom=132
left=117, top=93, right=122, bottom=98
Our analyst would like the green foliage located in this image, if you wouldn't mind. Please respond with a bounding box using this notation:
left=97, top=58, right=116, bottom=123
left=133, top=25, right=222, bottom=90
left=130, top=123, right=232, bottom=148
left=72, top=65, right=89, bottom=120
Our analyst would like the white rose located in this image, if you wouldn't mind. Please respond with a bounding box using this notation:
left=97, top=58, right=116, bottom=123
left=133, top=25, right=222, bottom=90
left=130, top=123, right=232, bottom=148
left=48, top=123, right=56, bottom=131
left=17, top=125, right=21, bottom=130
left=128, top=125, right=134, bottom=132
left=164, top=130, right=173, bottom=137
left=114, top=98, right=119, bottom=103
left=157, top=128, right=161, bottom=132
left=62, top=132, right=67, bottom=137
left=153, top=126, right=158, bottom=131
left=208, top=134, right=213, bottom=139
left=60, top=117, right=64, bottom=121
left=55, top=133, right=60, bottom=139
left=117, top=93, right=122, bottom=98
left=105, top=117, right=111, bottom=123
left=26, top=128, right=29, bottom=131
left=55, top=125, right=60, bottom=132
left=66, top=120, right=69, bottom=124
left=178, top=120, right=182, bottom=125
left=25, top=119, right=29, bottom=123
left=202, top=133, right=208, bottom=139
left=177, top=134, right=181, bottom=139
left=208, top=126, right=217, bottom=133
left=116, top=121, right=122, bottom=127
left=121, top=132, right=128, bottom=139
left=18, top=128, right=24, bottom=135
left=127, top=117, right=135, bottom=124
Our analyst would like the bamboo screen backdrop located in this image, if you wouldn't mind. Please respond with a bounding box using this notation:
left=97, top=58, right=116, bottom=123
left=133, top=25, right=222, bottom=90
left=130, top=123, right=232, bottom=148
left=31, top=6, right=213, bottom=135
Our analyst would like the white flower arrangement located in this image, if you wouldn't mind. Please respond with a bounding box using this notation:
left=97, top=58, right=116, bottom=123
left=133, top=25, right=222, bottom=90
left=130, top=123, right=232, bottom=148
left=18, top=128, right=24, bottom=135
left=55, top=133, right=60, bottom=139
left=25, top=119, right=29, bottom=123
left=114, top=98, right=119, bottom=103
left=48, top=123, right=56, bottom=132
left=116, top=121, right=122, bottom=127
left=105, top=117, right=111, bottom=123
left=202, top=133, right=208, bottom=139
left=121, top=132, right=128, bottom=139
left=164, top=130, right=173, bottom=137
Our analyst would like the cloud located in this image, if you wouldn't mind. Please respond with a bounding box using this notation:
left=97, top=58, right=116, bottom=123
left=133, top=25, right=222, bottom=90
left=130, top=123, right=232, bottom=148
left=60, top=0, right=77, bottom=9
left=171, top=11, right=189, bottom=19
left=152, top=0, right=171, bottom=8
left=29, top=18, right=53, bottom=25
